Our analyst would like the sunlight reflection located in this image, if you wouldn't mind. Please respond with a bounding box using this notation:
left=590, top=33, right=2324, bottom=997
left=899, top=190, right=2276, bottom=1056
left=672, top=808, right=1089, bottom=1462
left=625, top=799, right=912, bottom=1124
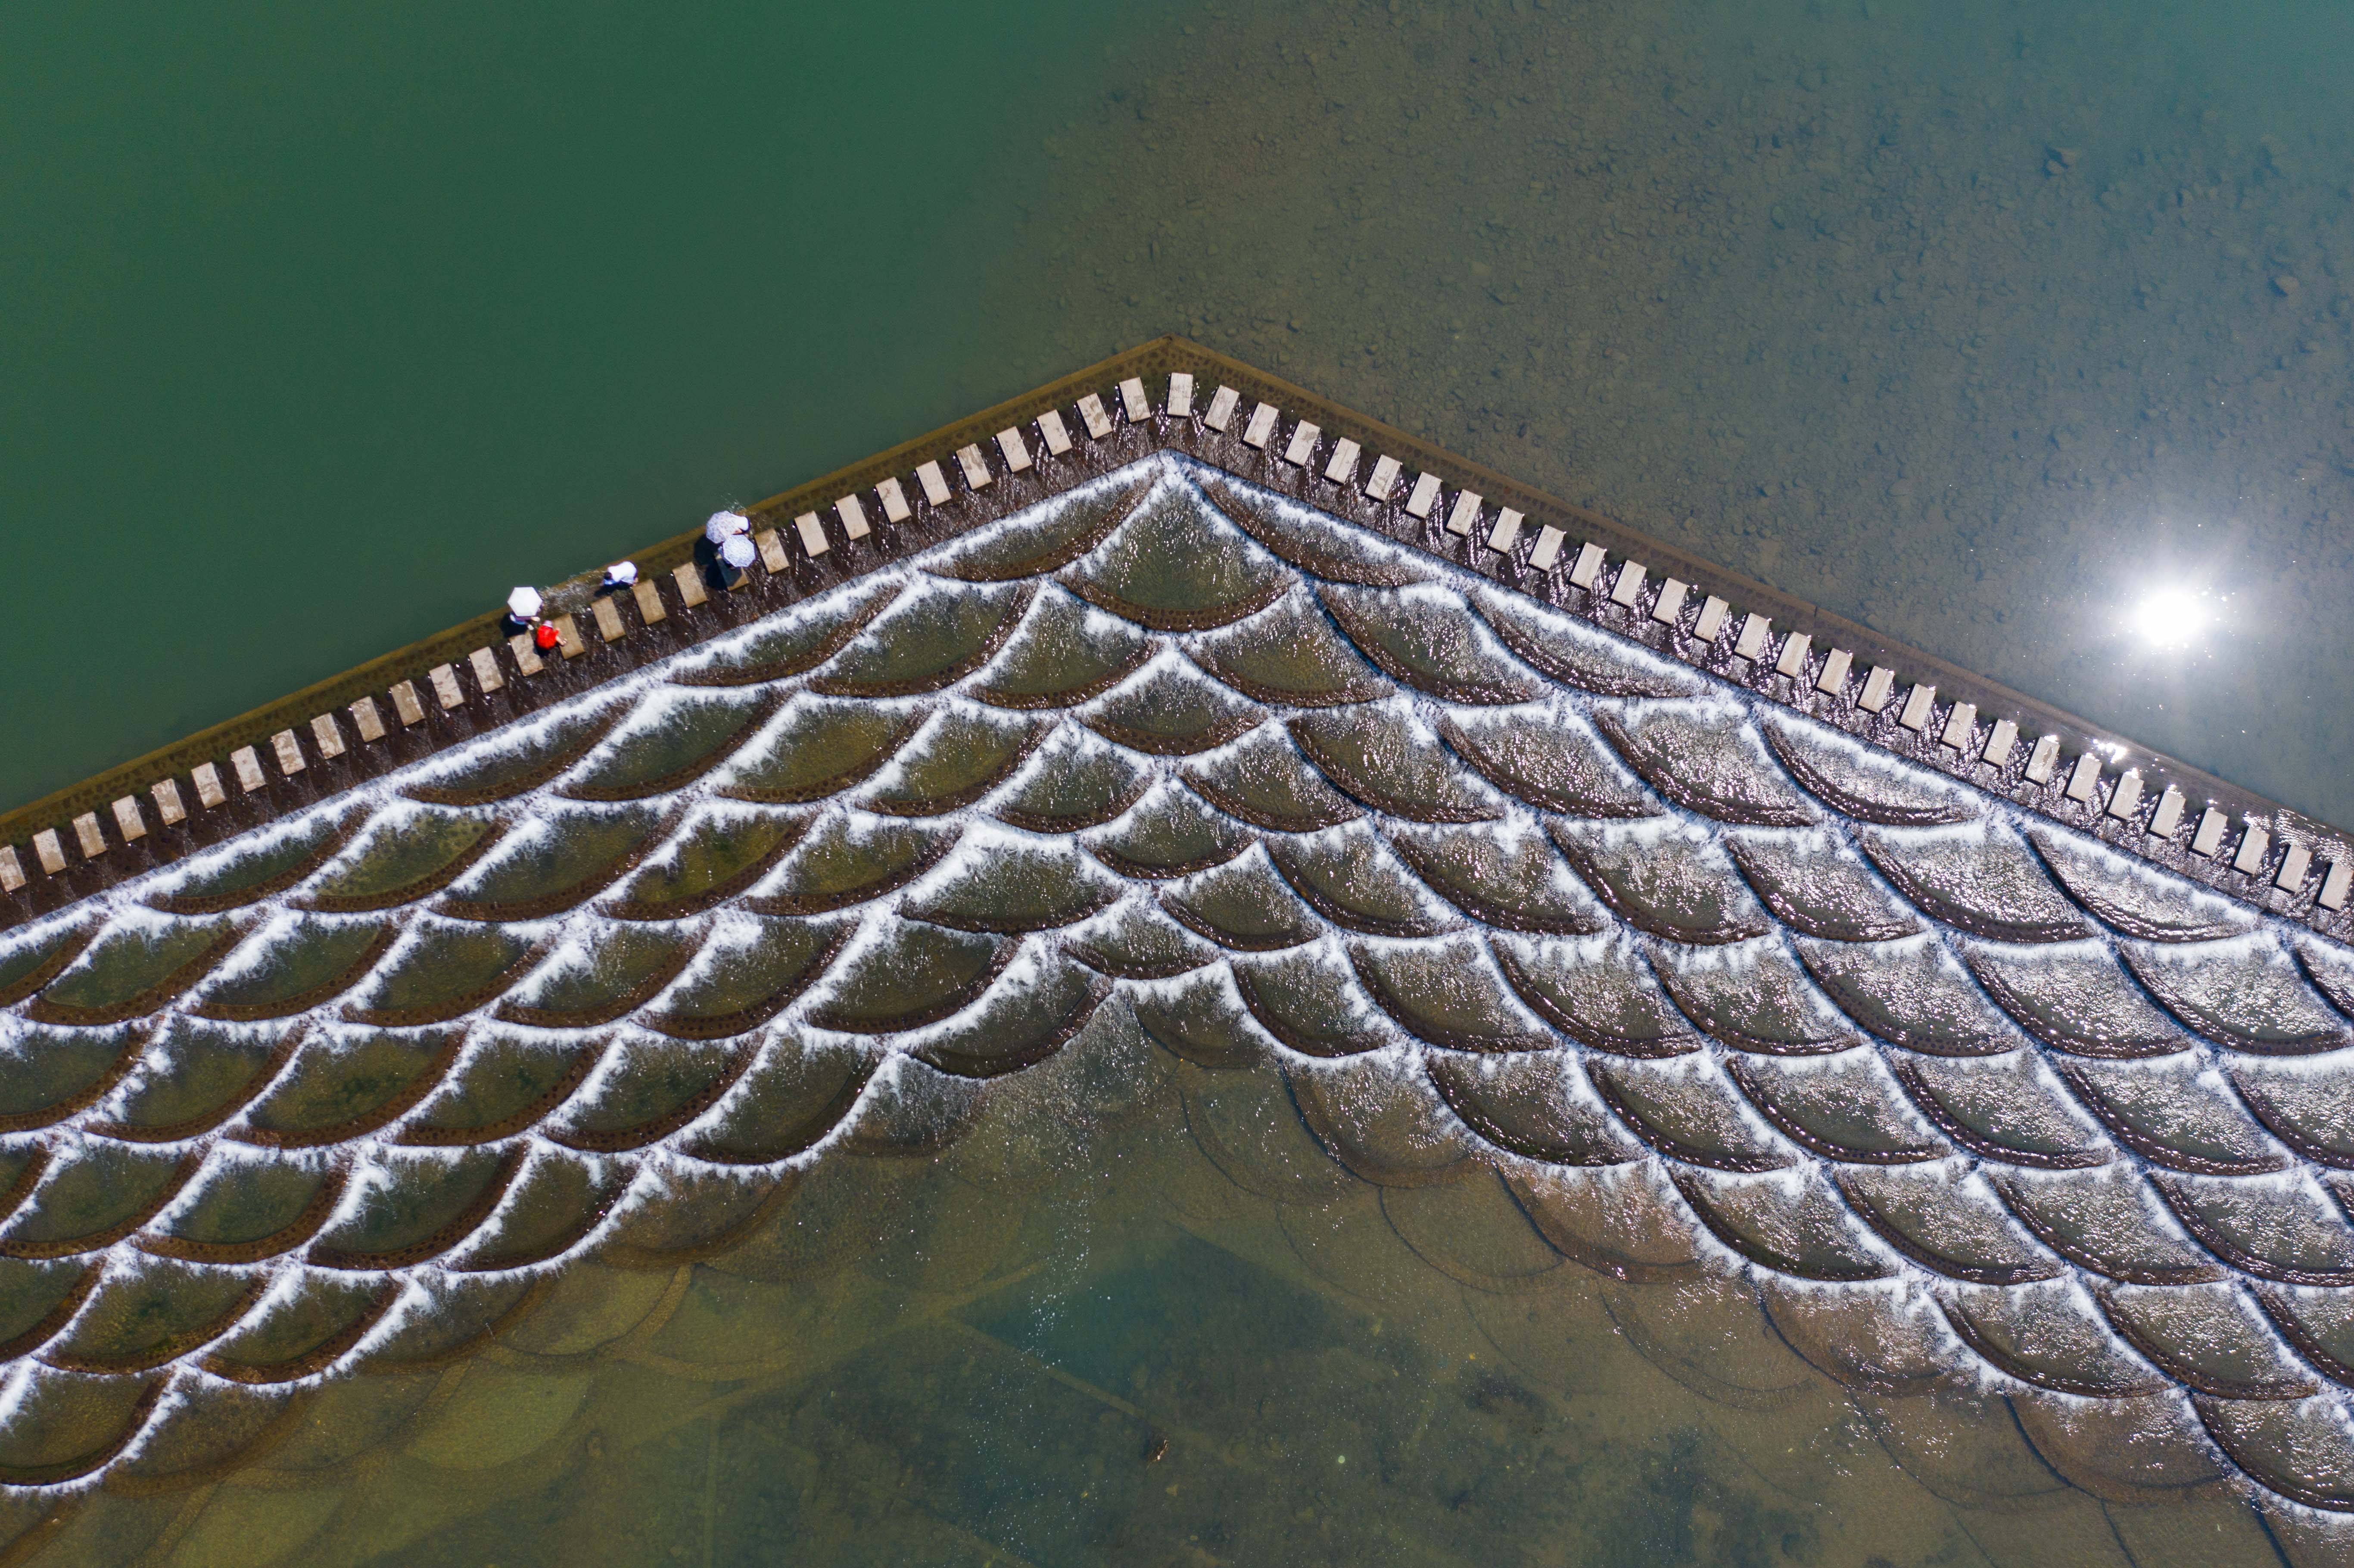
left=2127, top=583, right=2221, bottom=650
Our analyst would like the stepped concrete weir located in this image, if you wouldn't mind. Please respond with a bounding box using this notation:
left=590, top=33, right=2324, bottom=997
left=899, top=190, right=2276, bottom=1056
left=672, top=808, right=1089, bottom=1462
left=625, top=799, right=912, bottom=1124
left=1, top=341, right=2353, bottom=1555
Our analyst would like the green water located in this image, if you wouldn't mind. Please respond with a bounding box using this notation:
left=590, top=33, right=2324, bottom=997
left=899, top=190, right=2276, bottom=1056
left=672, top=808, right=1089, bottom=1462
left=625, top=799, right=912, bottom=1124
left=7, top=7, right=2354, bottom=1561
left=6, top=0, right=2353, bottom=822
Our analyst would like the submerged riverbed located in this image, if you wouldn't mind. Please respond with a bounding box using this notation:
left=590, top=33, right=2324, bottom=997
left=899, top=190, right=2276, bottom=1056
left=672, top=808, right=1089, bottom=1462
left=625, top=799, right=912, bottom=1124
left=25, top=1073, right=2267, bottom=1567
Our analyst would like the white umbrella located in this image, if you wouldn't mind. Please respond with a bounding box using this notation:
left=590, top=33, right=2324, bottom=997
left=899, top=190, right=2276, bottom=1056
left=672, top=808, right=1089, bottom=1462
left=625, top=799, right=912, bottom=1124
left=705, top=510, right=750, bottom=544
left=506, top=586, right=543, bottom=620
left=719, top=533, right=756, bottom=570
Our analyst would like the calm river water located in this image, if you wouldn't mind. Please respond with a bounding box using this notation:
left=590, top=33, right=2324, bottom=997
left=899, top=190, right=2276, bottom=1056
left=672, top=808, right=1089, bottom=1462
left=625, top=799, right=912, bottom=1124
left=4, top=0, right=2350, bottom=824
left=4, top=4, right=2354, bottom=1565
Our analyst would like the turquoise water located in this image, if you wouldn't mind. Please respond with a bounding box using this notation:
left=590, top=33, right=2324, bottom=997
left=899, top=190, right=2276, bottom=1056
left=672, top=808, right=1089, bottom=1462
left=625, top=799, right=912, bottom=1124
left=5, top=1, right=2353, bottom=823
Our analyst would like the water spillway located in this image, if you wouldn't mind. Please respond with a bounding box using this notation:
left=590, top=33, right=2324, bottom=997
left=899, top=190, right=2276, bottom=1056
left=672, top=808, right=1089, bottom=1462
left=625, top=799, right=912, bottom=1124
left=0, top=343, right=2351, bottom=1562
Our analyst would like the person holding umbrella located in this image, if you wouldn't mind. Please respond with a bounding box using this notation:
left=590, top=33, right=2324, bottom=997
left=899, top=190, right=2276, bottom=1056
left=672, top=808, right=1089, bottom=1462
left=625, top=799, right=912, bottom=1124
left=504, top=586, right=543, bottom=632
left=503, top=585, right=564, bottom=652
left=701, top=508, right=756, bottom=585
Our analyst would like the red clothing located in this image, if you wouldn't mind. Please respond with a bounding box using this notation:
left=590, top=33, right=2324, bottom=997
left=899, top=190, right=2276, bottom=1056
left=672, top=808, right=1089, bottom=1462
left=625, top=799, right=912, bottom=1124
left=533, top=622, right=560, bottom=650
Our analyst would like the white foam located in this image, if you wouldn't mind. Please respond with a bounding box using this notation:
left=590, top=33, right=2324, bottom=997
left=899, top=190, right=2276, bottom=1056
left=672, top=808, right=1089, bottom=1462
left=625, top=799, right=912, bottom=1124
left=8, top=442, right=2354, bottom=1498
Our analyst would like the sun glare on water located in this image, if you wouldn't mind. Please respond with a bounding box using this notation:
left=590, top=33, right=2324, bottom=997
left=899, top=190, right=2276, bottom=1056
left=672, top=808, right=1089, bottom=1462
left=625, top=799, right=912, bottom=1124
left=2127, top=584, right=2218, bottom=650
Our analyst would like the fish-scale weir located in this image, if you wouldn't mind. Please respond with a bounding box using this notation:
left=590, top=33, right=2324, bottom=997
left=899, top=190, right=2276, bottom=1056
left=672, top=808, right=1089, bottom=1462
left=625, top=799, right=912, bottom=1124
left=0, top=342, right=2351, bottom=1562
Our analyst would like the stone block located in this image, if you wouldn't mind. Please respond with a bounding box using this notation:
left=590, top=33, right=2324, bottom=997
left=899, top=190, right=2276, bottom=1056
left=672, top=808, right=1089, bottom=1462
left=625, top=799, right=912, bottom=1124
left=0, top=847, right=22, bottom=893
left=232, top=746, right=267, bottom=793
left=1365, top=454, right=1401, bottom=500
left=1528, top=526, right=1566, bottom=570
left=2148, top=785, right=2186, bottom=837
left=1165, top=373, right=1194, bottom=418
left=1693, top=594, right=1728, bottom=642
left=592, top=599, right=626, bottom=643
left=668, top=565, right=706, bottom=611
left=995, top=428, right=1032, bottom=473
left=1857, top=666, right=1896, bottom=712
left=1404, top=473, right=1442, bottom=518
left=1815, top=649, right=1853, bottom=695
left=631, top=580, right=665, bottom=627
left=757, top=529, right=789, bottom=572
left=1734, top=614, right=1771, bottom=660
left=1940, top=702, right=1977, bottom=750
left=1982, top=719, right=2018, bottom=767
left=1897, top=683, right=1937, bottom=731
left=878, top=477, right=911, bottom=522
left=1488, top=508, right=1524, bottom=552
left=1242, top=401, right=1280, bottom=449
left=554, top=617, right=585, bottom=659
left=1569, top=542, right=1608, bottom=591
left=192, top=763, right=227, bottom=809
left=1324, top=438, right=1361, bottom=484
left=1774, top=633, right=1812, bottom=679
left=470, top=646, right=506, bottom=692
left=794, top=513, right=828, bottom=556
left=72, top=812, right=105, bottom=859
left=152, top=778, right=186, bottom=826
left=2233, top=821, right=2271, bottom=876
left=1651, top=579, right=1688, bottom=626
left=1445, top=490, right=1482, bottom=537
left=311, top=712, right=347, bottom=759
left=385, top=679, right=424, bottom=726
left=916, top=460, right=952, bottom=504
left=2024, top=735, right=2061, bottom=784
left=1119, top=376, right=1151, bottom=421
left=33, top=830, right=65, bottom=874
left=1205, top=386, right=1239, bottom=432
left=956, top=445, right=991, bottom=489
left=1610, top=561, right=1648, bottom=610
left=2064, top=753, right=2102, bottom=803
left=430, top=663, right=465, bottom=707
left=2106, top=769, right=2142, bottom=821
left=2191, top=807, right=2228, bottom=858
left=1076, top=395, right=1112, bottom=439
left=271, top=729, right=305, bottom=775
left=1038, top=410, right=1072, bottom=455
left=112, top=796, right=146, bottom=843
